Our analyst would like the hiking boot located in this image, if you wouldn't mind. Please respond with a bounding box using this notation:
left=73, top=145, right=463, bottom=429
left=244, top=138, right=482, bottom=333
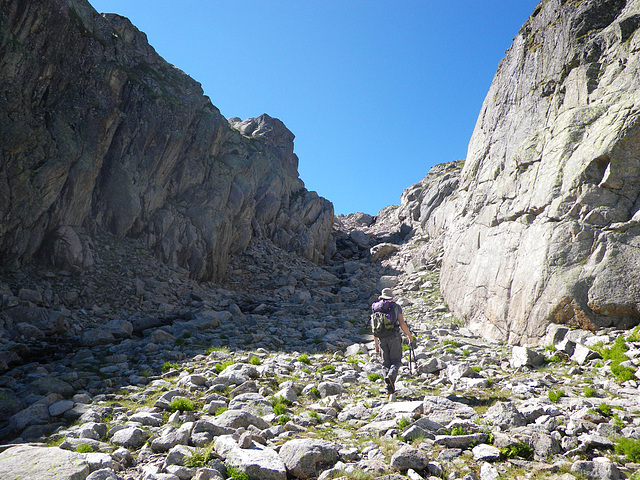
left=384, top=375, right=395, bottom=394
left=388, top=392, right=396, bottom=402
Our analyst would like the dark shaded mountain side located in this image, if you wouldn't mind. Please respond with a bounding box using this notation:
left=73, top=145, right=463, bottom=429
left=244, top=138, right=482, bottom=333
left=0, top=0, right=334, bottom=281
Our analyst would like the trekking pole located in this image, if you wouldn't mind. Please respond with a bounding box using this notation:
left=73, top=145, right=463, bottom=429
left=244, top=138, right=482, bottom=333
left=409, top=341, right=416, bottom=375
left=407, top=329, right=415, bottom=375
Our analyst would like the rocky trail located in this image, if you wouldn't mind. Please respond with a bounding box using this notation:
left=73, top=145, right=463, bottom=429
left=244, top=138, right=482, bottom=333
left=1, top=216, right=640, bottom=480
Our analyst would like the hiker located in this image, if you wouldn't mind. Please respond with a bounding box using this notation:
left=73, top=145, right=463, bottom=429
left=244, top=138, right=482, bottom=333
left=371, top=288, right=414, bottom=401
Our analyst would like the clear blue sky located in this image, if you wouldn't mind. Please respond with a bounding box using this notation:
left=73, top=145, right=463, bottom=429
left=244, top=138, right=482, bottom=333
left=87, top=1, right=539, bottom=216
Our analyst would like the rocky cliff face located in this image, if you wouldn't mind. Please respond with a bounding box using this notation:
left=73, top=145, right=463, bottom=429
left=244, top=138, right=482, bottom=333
left=0, top=0, right=334, bottom=281
left=396, top=0, right=640, bottom=345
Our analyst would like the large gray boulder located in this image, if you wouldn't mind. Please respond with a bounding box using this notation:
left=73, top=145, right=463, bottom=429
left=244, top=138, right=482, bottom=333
left=422, top=395, right=478, bottom=425
left=279, top=438, right=340, bottom=479
left=389, top=445, right=429, bottom=471
left=211, top=409, right=269, bottom=430
left=214, top=435, right=286, bottom=480
left=0, top=445, right=90, bottom=480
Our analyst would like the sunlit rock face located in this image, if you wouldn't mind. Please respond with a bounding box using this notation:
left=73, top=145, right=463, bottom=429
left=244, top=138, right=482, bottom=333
left=439, top=0, right=640, bottom=344
left=0, top=0, right=334, bottom=280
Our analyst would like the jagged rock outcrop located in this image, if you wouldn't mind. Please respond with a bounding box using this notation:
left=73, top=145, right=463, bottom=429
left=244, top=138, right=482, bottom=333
left=0, top=0, right=334, bottom=281
left=434, top=0, right=640, bottom=344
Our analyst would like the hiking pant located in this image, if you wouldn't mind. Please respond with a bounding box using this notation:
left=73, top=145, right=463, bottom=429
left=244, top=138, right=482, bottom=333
left=378, top=331, right=403, bottom=385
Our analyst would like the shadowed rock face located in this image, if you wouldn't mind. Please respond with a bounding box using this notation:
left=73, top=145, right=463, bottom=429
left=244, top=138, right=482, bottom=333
left=440, top=0, right=640, bottom=344
left=0, top=0, right=334, bottom=280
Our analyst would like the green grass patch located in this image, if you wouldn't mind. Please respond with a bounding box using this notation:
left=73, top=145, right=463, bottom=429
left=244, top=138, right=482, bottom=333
left=500, top=442, right=533, bottom=460
left=205, top=346, right=230, bottom=355
left=398, top=417, right=412, bottom=430
left=598, top=403, right=613, bottom=417
left=76, top=443, right=94, bottom=453
left=168, top=398, right=195, bottom=412
left=367, top=373, right=383, bottom=382
left=319, top=365, right=335, bottom=374
left=583, top=386, right=596, bottom=398
left=448, top=426, right=469, bottom=436
left=215, top=406, right=228, bottom=416
left=611, top=363, right=635, bottom=382
left=298, top=354, right=311, bottom=364
left=275, top=414, right=291, bottom=425
left=249, top=355, right=261, bottom=366
left=162, top=362, right=179, bottom=372
left=594, top=335, right=634, bottom=382
left=214, top=359, right=235, bottom=374
left=271, top=395, right=290, bottom=416
left=627, top=326, right=640, bottom=343
left=615, top=437, right=640, bottom=462
left=188, top=444, right=216, bottom=468
left=548, top=390, right=565, bottom=403
left=226, top=466, right=250, bottom=480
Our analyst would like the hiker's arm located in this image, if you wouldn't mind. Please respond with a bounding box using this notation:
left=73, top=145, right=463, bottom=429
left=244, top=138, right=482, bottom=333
left=398, top=314, right=414, bottom=343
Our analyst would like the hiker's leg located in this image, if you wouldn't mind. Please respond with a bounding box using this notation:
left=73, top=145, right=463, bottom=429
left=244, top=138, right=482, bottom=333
left=378, top=337, right=395, bottom=393
left=386, top=334, right=403, bottom=384
left=379, top=337, right=393, bottom=369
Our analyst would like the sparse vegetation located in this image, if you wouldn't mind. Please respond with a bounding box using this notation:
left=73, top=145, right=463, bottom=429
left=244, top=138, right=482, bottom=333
left=249, top=355, right=261, bottom=365
left=226, top=466, right=250, bottom=480
left=548, top=389, right=565, bottom=403
left=500, top=442, right=533, bottom=460
left=215, top=406, right=228, bottom=416
left=397, top=417, right=412, bottom=430
left=598, top=403, right=613, bottom=417
left=75, top=443, right=93, bottom=453
left=275, top=414, right=291, bottom=425
left=615, top=437, right=640, bottom=462
left=214, top=359, right=235, bottom=374
left=594, top=335, right=635, bottom=382
left=448, top=426, right=469, bottom=436
left=168, top=398, right=195, bottom=412
left=298, top=354, right=311, bottom=364
left=162, top=362, right=179, bottom=372
left=205, top=346, right=230, bottom=355
left=188, top=444, right=216, bottom=468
